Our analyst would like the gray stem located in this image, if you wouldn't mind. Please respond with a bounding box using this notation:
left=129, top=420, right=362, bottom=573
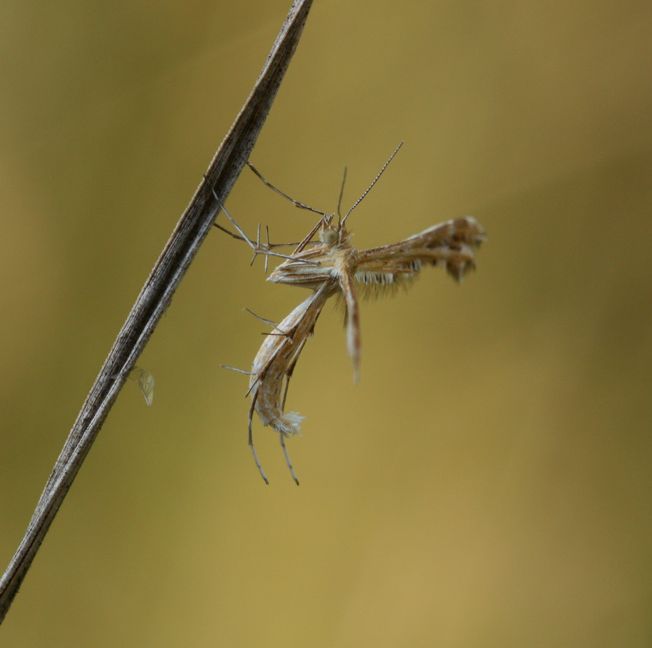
left=0, top=0, right=314, bottom=622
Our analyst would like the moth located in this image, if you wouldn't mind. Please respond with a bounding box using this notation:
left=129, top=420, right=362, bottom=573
left=216, top=143, right=485, bottom=484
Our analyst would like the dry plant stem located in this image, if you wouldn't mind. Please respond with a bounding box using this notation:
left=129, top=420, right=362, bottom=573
left=0, top=0, right=314, bottom=622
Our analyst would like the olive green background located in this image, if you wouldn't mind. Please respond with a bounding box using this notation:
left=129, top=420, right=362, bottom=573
left=1, top=1, right=651, bottom=645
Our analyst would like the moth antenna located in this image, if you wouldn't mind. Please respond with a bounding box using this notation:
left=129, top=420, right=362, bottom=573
left=247, top=161, right=328, bottom=217
left=342, top=141, right=404, bottom=226
left=248, top=393, right=269, bottom=484
left=279, top=433, right=300, bottom=485
left=336, top=166, right=348, bottom=223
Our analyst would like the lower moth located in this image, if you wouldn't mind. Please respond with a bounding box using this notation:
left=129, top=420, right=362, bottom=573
left=216, top=143, right=485, bottom=484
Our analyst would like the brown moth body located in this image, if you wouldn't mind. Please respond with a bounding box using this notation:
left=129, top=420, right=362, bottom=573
left=218, top=143, right=485, bottom=483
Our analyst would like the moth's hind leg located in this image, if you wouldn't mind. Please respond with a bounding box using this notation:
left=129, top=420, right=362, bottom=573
left=248, top=393, right=269, bottom=485
left=277, top=352, right=304, bottom=485
left=279, top=432, right=300, bottom=486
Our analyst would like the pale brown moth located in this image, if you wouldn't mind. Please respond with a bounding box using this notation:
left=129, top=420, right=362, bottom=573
left=216, top=143, right=485, bottom=484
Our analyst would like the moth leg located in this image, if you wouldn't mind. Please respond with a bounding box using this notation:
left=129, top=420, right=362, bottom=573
left=249, top=223, right=262, bottom=266
left=220, top=364, right=253, bottom=376
left=246, top=161, right=327, bottom=217
left=281, top=377, right=291, bottom=412
left=261, top=332, right=293, bottom=343
left=220, top=204, right=262, bottom=264
left=213, top=220, right=298, bottom=252
left=279, top=432, right=300, bottom=486
left=212, top=192, right=315, bottom=266
left=209, top=172, right=310, bottom=251
left=244, top=307, right=278, bottom=328
left=293, top=216, right=326, bottom=254
left=338, top=268, right=362, bottom=383
left=245, top=347, right=284, bottom=397
left=221, top=205, right=318, bottom=265
left=281, top=338, right=308, bottom=409
left=222, top=205, right=319, bottom=265
left=275, top=336, right=308, bottom=486
left=248, top=392, right=269, bottom=485
left=265, top=225, right=270, bottom=274
left=213, top=221, right=249, bottom=242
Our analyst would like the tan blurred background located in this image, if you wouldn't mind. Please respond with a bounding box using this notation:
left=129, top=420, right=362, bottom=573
left=1, top=0, right=652, bottom=645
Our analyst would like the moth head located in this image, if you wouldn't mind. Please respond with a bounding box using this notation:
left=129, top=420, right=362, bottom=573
left=319, top=214, right=339, bottom=245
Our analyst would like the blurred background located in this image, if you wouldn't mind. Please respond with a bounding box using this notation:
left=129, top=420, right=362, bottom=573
left=1, top=0, right=651, bottom=645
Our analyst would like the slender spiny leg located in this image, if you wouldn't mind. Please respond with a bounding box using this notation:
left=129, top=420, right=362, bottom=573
left=265, top=226, right=270, bottom=274
left=219, top=202, right=256, bottom=248
left=213, top=219, right=298, bottom=252
left=281, top=373, right=292, bottom=411
left=210, top=190, right=260, bottom=260
left=247, top=162, right=327, bottom=217
left=244, top=307, right=277, bottom=327
left=244, top=308, right=290, bottom=337
left=244, top=377, right=259, bottom=399
left=213, top=222, right=249, bottom=243
left=248, top=393, right=269, bottom=485
left=220, top=364, right=254, bottom=376
left=207, top=182, right=243, bottom=242
left=249, top=223, right=262, bottom=266
left=279, top=432, right=300, bottom=486
left=293, top=216, right=325, bottom=254
left=282, top=341, right=306, bottom=409
left=277, top=345, right=304, bottom=484
left=220, top=203, right=318, bottom=265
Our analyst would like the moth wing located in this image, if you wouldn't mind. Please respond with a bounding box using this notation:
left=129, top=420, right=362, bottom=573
left=355, top=216, right=485, bottom=286
left=249, top=282, right=334, bottom=395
